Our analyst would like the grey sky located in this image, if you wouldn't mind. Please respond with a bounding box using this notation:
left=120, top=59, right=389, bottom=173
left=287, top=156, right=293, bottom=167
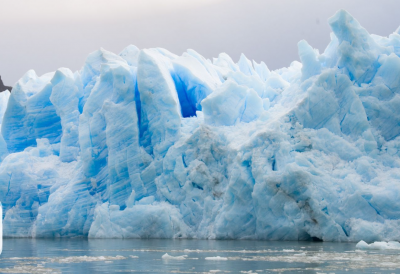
left=1, top=0, right=400, bottom=85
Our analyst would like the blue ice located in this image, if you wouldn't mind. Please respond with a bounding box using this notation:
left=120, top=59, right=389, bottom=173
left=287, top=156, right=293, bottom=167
left=1, top=10, right=400, bottom=242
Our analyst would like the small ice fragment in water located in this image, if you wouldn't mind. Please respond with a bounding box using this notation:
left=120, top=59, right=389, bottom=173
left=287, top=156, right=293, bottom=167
left=205, top=256, right=228, bottom=261
left=162, top=253, right=188, bottom=260
left=48, top=255, right=126, bottom=263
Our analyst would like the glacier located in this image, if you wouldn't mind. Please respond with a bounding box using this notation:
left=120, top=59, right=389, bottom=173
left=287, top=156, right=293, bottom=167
left=1, top=10, right=400, bottom=241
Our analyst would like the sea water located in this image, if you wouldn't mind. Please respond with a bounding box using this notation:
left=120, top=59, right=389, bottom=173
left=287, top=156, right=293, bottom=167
left=0, top=239, right=399, bottom=273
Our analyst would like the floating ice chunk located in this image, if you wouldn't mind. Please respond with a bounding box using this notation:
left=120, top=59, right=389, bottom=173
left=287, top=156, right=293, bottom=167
left=282, top=249, right=295, bottom=252
left=48, top=255, right=126, bottom=263
left=356, top=240, right=400, bottom=250
left=205, top=256, right=228, bottom=261
left=162, top=253, right=188, bottom=260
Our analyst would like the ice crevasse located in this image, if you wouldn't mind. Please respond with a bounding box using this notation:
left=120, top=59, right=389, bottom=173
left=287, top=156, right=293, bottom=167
left=1, top=10, right=400, bottom=241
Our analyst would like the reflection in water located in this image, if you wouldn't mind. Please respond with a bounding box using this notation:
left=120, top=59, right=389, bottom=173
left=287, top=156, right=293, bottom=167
left=0, top=238, right=399, bottom=273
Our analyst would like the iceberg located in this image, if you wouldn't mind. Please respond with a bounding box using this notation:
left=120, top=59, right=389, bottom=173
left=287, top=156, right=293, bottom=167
left=1, top=10, right=400, bottom=241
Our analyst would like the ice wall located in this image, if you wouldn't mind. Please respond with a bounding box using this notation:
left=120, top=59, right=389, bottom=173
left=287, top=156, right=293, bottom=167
left=1, top=10, right=400, bottom=241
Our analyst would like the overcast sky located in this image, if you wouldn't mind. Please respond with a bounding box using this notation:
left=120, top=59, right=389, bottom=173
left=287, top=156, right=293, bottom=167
left=1, top=0, right=400, bottom=85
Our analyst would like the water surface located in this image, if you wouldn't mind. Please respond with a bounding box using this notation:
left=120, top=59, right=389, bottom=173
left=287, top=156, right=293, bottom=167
left=0, top=238, right=399, bottom=273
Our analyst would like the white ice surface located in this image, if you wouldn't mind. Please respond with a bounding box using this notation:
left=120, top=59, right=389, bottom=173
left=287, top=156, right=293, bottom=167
left=162, top=253, right=188, bottom=260
left=356, top=240, right=400, bottom=250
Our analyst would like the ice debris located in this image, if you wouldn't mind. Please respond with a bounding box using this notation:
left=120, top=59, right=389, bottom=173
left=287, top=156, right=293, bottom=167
left=1, top=10, right=400, bottom=241
left=162, top=253, right=188, bottom=260
left=356, top=240, right=400, bottom=250
left=205, top=256, right=228, bottom=261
